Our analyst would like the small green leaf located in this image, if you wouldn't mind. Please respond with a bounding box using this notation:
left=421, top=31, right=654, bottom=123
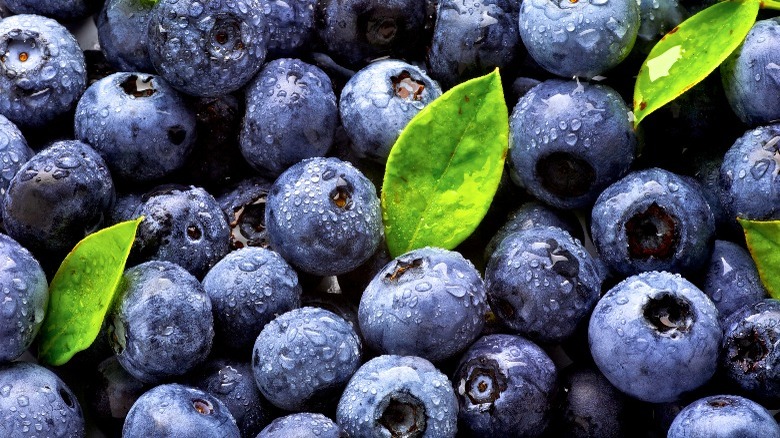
left=739, top=217, right=780, bottom=299
left=138, top=0, right=158, bottom=8
left=381, top=69, right=508, bottom=257
left=37, top=217, right=143, bottom=366
left=633, top=0, right=759, bottom=126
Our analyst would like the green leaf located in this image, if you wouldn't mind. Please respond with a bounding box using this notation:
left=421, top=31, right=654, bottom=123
left=633, top=0, right=759, bottom=126
left=381, top=69, right=509, bottom=257
left=138, top=0, right=158, bottom=8
left=37, top=217, right=143, bottom=366
left=739, top=217, right=780, bottom=299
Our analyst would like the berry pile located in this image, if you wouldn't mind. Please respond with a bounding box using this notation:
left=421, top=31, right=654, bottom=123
left=0, top=0, right=779, bottom=437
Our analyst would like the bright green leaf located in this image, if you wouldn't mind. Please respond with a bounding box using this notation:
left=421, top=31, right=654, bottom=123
left=633, top=0, right=759, bottom=126
left=739, top=217, right=780, bottom=299
left=37, top=217, right=143, bottom=366
left=138, top=0, right=158, bottom=8
left=381, top=69, right=508, bottom=257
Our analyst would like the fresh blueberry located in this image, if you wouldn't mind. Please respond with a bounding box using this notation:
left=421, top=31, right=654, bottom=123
left=108, top=191, right=143, bottom=225
left=4, top=0, right=101, bottom=21
left=240, top=58, right=338, bottom=177
left=74, top=72, right=198, bottom=184
left=720, top=298, right=780, bottom=407
left=668, top=394, right=780, bottom=438
left=2, top=140, right=115, bottom=268
left=0, top=115, right=34, bottom=200
left=0, top=14, right=87, bottom=128
left=217, top=177, right=272, bottom=250
left=359, top=246, right=487, bottom=362
left=315, top=0, right=427, bottom=67
left=261, top=0, right=317, bottom=58
left=96, top=0, right=155, bottom=73
left=721, top=18, right=780, bottom=126
left=122, top=383, right=240, bottom=437
left=589, top=271, right=722, bottom=403
left=453, top=334, right=558, bottom=437
left=0, top=233, right=47, bottom=362
left=485, top=226, right=602, bottom=344
left=590, top=168, right=715, bottom=277
left=0, top=361, right=84, bottom=436
left=265, top=156, right=383, bottom=276
left=86, top=356, right=148, bottom=436
left=132, top=184, right=230, bottom=278
left=146, top=0, right=268, bottom=97
left=252, top=306, right=362, bottom=411
left=689, top=150, right=733, bottom=235
left=339, top=59, right=442, bottom=164
left=202, top=246, right=302, bottom=354
left=428, top=0, right=522, bottom=89
left=518, top=0, right=640, bottom=78
left=702, top=240, right=767, bottom=322
left=258, top=412, right=342, bottom=438
left=508, top=78, right=637, bottom=210
left=107, top=260, right=214, bottom=384
left=337, top=355, right=458, bottom=438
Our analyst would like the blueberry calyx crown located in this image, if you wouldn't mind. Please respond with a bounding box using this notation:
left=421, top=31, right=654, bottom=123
left=535, top=151, right=596, bottom=199
left=385, top=257, right=423, bottom=282
left=378, top=391, right=427, bottom=438
left=729, top=328, right=768, bottom=374
left=392, top=71, right=425, bottom=101
left=642, top=292, right=695, bottom=338
left=120, top=75, right=156, bottom=98
left=192, top=398, right=213, bottom=415
left=625, top=202, right=680, bottom=260
left=460, top=358, right=506, bottom=405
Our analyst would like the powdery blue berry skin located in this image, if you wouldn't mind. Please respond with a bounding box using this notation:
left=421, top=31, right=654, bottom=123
left=667, top=394, right=780, bottom=438
left=122, top=383, right=240, bottom=438
left=0, top=14, right=86, bottom=128
left=4, top=0, right=100, bottom=21
left=718, top=123, right=780, bottom=224
left=146, top=0, right=268, bottom=97
left=132, top=185, right=230, bottom=279
left=721, top=18, right=780, bottom=126
left=252, top=306, right=362, bottom=412
left=454, top=334, right=557, bottom=438
left=240, top=58, right=337, bottom=177
left=591, top=167, right=715, bottom=277
left=0, top=115, right=34, bottom=198
left=508, top=79, right=637, bottom=210
left=588, top=271, right=722, bottom=403
left=0, top=362, right=85, bottom=437
left=257, top=412, right=342, bottom=438
left=702, top=240, right=767, bottom=323
left=202, top=247, right=301, bottom=353
left=96, top=0, right=155, bottom=73
left=359, top=246, right=487, bottom=363
left=265, top=157, right=383, bottom=276
left=428, top=0, right=522, bottom=89
left=261, top=0, right=317, bottom=58
left=0, top=233, right=47, bottom=363
left=485, top=226, right=602, bottom=344
left=339, top=59, right=442, bottom=164
left=74, top=72, right=198, bottom=184
left=519, top=0, right=639, bottom=79
left=108, top=261, right=214, bottom=384
left=336, top=355, right=458, bottom=438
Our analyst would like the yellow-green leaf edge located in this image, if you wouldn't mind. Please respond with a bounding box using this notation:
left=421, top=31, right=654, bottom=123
left=739, top=217, right=780, bottom=299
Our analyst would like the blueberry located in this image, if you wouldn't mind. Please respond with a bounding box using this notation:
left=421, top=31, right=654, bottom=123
left=96, top=0, right=155, bottom=73
left=146, top=0, right=268, bottom=97
left=257, top=412, right=343, bottom=438
left=240, top=58, right=338, bottom=177
left=518, top=0, right=640, bottom=79
left=265, top=157, right=383, bottom=276
left=108, top=191, right=143, bottom=225
left=633, top=0, right=686, bottom=56
left=252, top=306, right=362, bottom=411
left=0, top=233, right=47, bottom=362
left=702, top=240, right=767, bottom=322
left=508, top=79, right=637, bottom=210
left=359, top=246, right=487, bottom=362
left=720, top=299, right=780, bottom=407
left=261, top=0, right=317, bottom=58
left=453, top=334, right=558, bottom=437
left=2, top=140, right=115, bottom=268
left=132, top=185, right=230, bottom=278
left=0, top=115, right=34, bottom=200
left=107, top=260, right=214, bottom=384
left=86, top=356, right=148, bottom=436
left=339, top=59, right=442, bottom=164
left=217, top=177, right=272, bottom=250
left=589, top=271, right=721, bottom=403
left=202, top=246, right=302, bottom=354
left=0, top=14, right=87, bottom=128
left=428, top=0, right=522, bottom=89
left=315, top=0, right=427, bottom=67
left=4, top=0, right=101, bottom=21
left=590, top=168, right=715, bottom=277
left=721, top=18, right=780, bottom=126
left=74, top=72, right=198, bottom=184
left=0, top=361, right=84, bottom=437
left=485, top=226, right=603, bottom=344
left=668, top=395, right=780, bottom=438
left=123, top=383, right=240, bottom=437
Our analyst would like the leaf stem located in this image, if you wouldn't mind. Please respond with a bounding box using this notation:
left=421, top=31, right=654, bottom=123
left=761, top=0, right=780, bottom=10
